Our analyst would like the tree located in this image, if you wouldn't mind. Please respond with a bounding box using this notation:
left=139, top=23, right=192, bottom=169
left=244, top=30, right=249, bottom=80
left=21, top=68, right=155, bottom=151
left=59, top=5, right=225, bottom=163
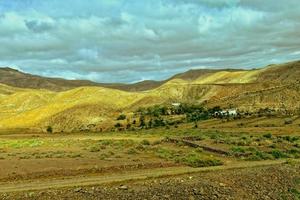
left=46, top=126, right=53, bottom=133
left=208, top=106, right=222, bottom=114
left=139, top=115, right=146, bottom=127
left=153, top=118, right=165, bottom=127
left=148, top=119, right=153, bottom=128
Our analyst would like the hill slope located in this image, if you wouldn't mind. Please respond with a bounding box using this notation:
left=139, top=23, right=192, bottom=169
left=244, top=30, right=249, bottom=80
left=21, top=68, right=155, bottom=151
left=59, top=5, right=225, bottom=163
left=0, top=60, right=299, bottom=131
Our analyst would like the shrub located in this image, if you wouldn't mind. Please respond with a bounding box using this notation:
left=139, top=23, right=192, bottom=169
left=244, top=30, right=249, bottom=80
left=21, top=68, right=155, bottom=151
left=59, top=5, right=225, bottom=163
left=269, top=144, right=276, bottom=149
left=271, top=149, right=288, bottom=159
left=141, top=139, right=150, bottom=146
left=69, top=153, right=81, bottom=158
left=210, top=134, right=219, bottom=140
left=135, top=144, right=146, bottom=151
left=195, top=147, right=203, bottom=153
left=153, top=118, right=165, bottom=127
left=46, top=126, right=53, bottom=133
left=89, top=146, right=101, bottom=152
left=284, top=118, right=293, bottom=125
left=255, top=150, right=272, bottom=160
left=194, top=122, right=198, bottom=128
left=127, top=148, right=138, bottom=154
left=231, top=146, right=246, bottom=154
left=287, top=148, right=300, bottom=155
left=182, top=154, right=223, bottom=167
left=282, top=136, right=299, bottom=143
left=114, top=123, right=122, bottom=128
left=117, top=114, right=127, bottom=120
left=263, top=133, right=272, bottom=139
left=155, top=148, right=176, bottom=160
left=99, top=153, right=109, bottom=160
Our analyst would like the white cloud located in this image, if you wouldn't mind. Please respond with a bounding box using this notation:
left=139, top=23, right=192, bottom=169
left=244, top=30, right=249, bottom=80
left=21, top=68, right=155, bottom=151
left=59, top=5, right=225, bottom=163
left=0, top=0, right=299, bottom=83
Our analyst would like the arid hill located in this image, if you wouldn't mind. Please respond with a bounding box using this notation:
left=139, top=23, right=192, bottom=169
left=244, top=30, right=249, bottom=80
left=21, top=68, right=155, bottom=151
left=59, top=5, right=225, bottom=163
left=0, top=67, right=255, bottom=92
left=0, top=67, right=162, bottom=92
left=0, top=60, right=299, bottom=131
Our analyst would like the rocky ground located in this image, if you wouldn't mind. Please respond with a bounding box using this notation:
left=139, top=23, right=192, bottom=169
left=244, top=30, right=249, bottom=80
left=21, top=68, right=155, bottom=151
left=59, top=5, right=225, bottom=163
left=0, top=163, right=299, bottom=200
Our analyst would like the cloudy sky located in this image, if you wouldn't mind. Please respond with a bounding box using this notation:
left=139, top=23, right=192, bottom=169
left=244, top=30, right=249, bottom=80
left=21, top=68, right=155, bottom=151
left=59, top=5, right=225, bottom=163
left=0, top=0, right=300, bottom=83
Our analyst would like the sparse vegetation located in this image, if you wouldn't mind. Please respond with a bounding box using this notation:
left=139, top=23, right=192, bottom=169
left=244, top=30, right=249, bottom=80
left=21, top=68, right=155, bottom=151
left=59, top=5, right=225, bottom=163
left=0, top=123, right=298, bottom=200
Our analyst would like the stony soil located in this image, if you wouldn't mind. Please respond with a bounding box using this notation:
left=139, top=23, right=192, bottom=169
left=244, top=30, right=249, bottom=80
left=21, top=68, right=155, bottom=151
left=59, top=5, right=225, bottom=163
left=1, top=163, right=299, bottom=200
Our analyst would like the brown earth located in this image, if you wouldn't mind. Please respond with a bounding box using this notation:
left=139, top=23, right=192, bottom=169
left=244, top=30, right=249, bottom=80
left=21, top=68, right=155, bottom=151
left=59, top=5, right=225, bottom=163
left=0, top=162, right=299, bottom=200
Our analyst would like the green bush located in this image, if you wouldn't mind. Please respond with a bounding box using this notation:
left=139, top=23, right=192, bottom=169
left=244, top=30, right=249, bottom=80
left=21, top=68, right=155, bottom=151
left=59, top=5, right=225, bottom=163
left=231, top=146, right=246, bottom=153
left=263, top=133, right=272, bottom=139
left=271, top=149, right=288, bottom=159
left=127, top=148, right=138, bottom=154
left=89, top=146, right=101, bottom=152
left=117, top=114, right=126, bottom=120
left=139, top=116, right=146, bottom=127
left=141, top=139, right=150, bottom=146
left=255, top=150, right=273, bottom=160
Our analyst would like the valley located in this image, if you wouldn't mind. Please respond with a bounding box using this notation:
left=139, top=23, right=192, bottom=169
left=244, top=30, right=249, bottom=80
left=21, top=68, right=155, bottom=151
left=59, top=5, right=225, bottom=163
left=0, top=60, right=299, bottom=133
left=0, top=61, right=300, bottom=199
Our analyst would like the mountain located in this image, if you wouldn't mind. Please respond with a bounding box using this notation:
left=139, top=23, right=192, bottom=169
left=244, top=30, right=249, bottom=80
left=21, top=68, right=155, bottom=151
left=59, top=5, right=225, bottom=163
left=0, top=60, right=299, bottom=132
left=0, top=67, right=108, bottom=91
left=0, top=67, right=252, bottom=92
left=0, top=67, right=164, bottom=92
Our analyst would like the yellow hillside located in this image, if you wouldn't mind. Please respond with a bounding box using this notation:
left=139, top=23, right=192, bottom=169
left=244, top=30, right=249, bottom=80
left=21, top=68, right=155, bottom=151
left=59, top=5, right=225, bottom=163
left=0, top=83, right=26, bottom=97
left=0, top=61, right=299, bottom=131
left=193, top=69, right=262, bottom=84
left=0, top=86, right=152, bottom=129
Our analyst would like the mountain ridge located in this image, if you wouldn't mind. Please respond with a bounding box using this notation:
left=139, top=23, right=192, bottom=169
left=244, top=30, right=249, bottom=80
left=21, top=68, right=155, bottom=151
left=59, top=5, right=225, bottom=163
left=0, top=63, right=276, bottom=92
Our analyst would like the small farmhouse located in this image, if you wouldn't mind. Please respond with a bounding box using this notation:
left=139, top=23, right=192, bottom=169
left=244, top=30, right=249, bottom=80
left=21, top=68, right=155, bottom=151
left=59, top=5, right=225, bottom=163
left=214, top=109, right=238, bottom=117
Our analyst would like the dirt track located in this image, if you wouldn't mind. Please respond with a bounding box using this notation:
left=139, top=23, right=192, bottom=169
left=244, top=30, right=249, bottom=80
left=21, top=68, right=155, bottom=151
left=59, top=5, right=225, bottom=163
left=0, top=160, right=299, bottom=200
left=0, top=160, right=289, bottom=193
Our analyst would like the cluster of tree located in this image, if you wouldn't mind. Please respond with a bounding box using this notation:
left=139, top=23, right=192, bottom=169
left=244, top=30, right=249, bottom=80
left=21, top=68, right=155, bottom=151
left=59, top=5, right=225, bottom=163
left=138, top=116, right=183, bottom=129
left=135, top=104, right=223, bottom=126
left=136, top=104, right=221, bottom=117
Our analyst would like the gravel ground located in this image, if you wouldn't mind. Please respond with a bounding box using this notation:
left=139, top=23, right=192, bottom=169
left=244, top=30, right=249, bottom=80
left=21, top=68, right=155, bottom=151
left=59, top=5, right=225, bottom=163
left=1, top=163, right=299, bottom=200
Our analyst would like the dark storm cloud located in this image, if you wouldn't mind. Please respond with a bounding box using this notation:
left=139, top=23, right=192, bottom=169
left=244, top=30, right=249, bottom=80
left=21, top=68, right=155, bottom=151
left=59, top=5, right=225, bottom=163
left=0, top=0, right=299, bottom=83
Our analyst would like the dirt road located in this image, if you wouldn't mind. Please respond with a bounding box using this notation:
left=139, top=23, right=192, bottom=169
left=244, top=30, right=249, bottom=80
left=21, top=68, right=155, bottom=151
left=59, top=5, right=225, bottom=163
left=0, top=160, right=288, bottom=193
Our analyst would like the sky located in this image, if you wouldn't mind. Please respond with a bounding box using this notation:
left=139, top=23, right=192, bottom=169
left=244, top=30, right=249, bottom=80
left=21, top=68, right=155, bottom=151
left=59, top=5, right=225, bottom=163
left=0, top=0, right=300, bottom=83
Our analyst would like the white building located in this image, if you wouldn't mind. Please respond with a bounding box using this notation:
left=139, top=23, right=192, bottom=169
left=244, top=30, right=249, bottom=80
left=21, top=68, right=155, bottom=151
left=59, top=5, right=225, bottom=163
left=171, top=103, right=181, bottom=107
left=215, top=109, right=238, bottom=117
